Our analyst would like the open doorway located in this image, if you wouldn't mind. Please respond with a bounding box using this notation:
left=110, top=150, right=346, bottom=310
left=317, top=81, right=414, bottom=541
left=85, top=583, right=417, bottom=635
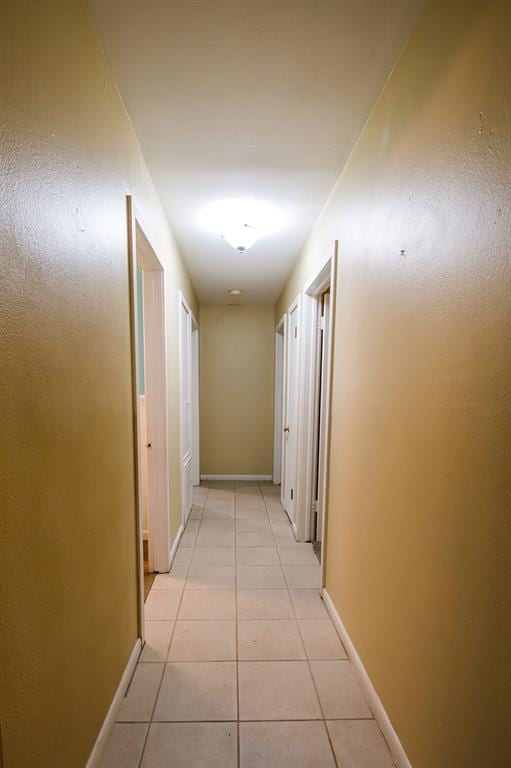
left=298, top=242, right=338, bottom=578
left=273, top=315, right=286, bottom=487
left=281, top=297, right=301, bottom=534
left=127, top=197, right=171, bottom=631
left=178, top=291, right=200, bottom=528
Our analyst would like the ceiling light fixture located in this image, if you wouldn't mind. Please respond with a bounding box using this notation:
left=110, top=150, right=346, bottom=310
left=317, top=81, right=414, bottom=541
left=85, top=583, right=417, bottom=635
left=200, top=198, right=284, bottom=254
left=228, top=289, right=243, bottom=296
left=222, top=223, right=261, bottom=253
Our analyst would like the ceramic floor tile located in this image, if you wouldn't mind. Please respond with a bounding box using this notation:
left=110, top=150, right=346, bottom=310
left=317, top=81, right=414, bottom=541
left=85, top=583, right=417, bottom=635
left=184, top=519, right=200, bottom=533
left=235, top=509, right=269, bottom=521
left=278, top=546, right=319, bottom=565
left=178, top=589, right=236, bottom=620
left=141, top=722, right=237, bottom=768
left=99, top=723, right=148, bottom=768
left=238, top=619, right=306, bottom=660
left=326, top=720, right=394, bottom=768
left=236, top=519, right=272, bottom=533
left=204, top=501, right=236, bottom=512
left=239, top=721, right=336, bottom=768
left=236, top=494, right=265, bottom=507
left=265, top=499, right=285, bottom=511
left=200, top=519, right=235, bottom=532
left=237, top=565, right=286, bottom=589
left=144, top=590, right=181, bottom=620
left=168, top=620, right=236, bottom=661
left=236, top=531, right=275, bottom=548
left=298, top=619, right=347, bottom=659
left=189, top=506, right=203, bottom=520
left=238, top=661, right=321, bottom=720
left=140, top=621, right=174, bottom=662
left=191, top=547, right=235, bottom=565
left=173, top=547, right=193, bottom=565
left=202, top=509, right=235, bottom=521
left=283, top=565, right=321, bottom=588
left=154, top=662, right=237, bottom=721
left=152, top=565, right=188, bottom=590
left=236, top=547, right=279, bottom=565
left=289, top=589, right=328, bottom=618
left=268, top=510, right=288, bottom=522
left=196, top=531, right=235, bottom=548
left=237, top=589, right=294, bottom=620
left=117, top=663, right=164, bottom=722
left=179, top=532, right=197, bottom=548
left=187, top=564, right=235, bottom=589
left=310, top=660, right=372, bottom=719
left=273, top=529, right=296, bottom=544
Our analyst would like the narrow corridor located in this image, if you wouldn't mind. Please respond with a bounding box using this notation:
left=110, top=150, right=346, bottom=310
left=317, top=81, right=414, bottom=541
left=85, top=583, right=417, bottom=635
left=100, top=481, right=394, bottom=767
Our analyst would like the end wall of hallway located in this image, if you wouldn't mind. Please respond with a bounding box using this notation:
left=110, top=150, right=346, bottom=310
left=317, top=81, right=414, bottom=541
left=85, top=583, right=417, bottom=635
left=0, top=1, right=196, bottom=766
left=199, top=304, right=275, bottom=477
left=276, top=1, right=511, bottom=766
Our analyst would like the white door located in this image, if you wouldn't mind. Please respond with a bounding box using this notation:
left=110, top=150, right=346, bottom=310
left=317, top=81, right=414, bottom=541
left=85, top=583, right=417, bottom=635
left=282, top=299, right=300, bottom=525
left=179, top=293, right=193, bottom=525
left=316, top=291, right=331, bottom=542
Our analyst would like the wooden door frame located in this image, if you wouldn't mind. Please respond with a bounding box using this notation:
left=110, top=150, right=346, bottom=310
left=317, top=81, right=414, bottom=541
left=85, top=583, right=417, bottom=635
left=178, top=290, right=199, bottom=527
left=272, top=314, right=286, bottom=486
left=191, top=326, right=200, bottom=487
left=295, top=242, right=338, bottom=580
left=126, top=196, right=171, bottom=639
left=282, top=295, right=301, bottom=534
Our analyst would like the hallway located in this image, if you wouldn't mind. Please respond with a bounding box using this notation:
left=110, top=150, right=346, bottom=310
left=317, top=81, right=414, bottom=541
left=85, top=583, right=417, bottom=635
left=100, top=481, right=393, bottom=767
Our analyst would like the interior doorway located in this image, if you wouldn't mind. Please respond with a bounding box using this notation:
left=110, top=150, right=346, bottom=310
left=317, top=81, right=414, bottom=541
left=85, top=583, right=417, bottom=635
left=273, top=316, right=286, bottom=486
left=281, top=296, right=301, bottom=533
left=298, top=242, right=337, bottom=578
left=127, top=197, right=171, bottom=631
left=178, top=291, right=199, bottom=528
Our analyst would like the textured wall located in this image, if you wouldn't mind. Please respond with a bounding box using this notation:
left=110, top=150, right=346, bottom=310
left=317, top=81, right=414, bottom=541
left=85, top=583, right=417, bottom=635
left=0, top=1, right=195, bottom=766
left=276, top=1, right=511, bottom=766
left=200, top=305, right=275, bottom=476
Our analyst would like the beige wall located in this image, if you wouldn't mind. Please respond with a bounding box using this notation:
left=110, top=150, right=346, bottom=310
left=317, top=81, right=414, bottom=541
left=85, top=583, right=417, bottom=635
left=200, top=305, right=274, bottom=476
left=0, top=2, right=196, bottom=766
left=276, top=1, right=511, bottom=766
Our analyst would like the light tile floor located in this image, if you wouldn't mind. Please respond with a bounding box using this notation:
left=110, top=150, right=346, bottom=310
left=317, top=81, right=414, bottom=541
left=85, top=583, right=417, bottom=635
left=100, top=481, right=395, bottom=768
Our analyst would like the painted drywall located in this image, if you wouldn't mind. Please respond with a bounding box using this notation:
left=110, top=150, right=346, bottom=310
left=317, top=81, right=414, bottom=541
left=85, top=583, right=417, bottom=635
left=276, top=1, right=511, bottom=766
left=200, top=305, right=274, bottom=475
left=0, top=2, right=196, bottom=766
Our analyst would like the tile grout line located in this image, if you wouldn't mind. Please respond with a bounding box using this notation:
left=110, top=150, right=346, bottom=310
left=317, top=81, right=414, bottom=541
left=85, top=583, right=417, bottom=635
left=266, top=491, right=341, bottom=768
left=134, top=489, right=206, bottom=768
left=234, top=486, right=240, bottom=768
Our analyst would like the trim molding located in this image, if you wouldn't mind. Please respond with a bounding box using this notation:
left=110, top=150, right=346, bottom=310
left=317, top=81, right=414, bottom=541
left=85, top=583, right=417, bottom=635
left=322, top=589, right=412, bottom=768
left=85, top=638, right=142, bottom=768
left=169, top=523, right=184, bottom=567
left=200, top=474, right=272, bottom=481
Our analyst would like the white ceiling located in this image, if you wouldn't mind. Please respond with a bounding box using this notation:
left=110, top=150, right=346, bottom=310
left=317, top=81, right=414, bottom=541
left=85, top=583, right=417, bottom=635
left=89, top=0, right=424, bottom=304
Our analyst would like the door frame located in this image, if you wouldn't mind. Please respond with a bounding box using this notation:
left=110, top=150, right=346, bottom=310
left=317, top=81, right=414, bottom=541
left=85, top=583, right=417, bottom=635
left=281, top=295, right=301, bottom=532
left=178, top=290, right=199, bottom=527
left=191, top=326, right=200, bottom=487
left=126, top=196, right=171, bottom=637
left=272, top=314, right=286, bottom=486
left=295, top=242, right=338, bottom=557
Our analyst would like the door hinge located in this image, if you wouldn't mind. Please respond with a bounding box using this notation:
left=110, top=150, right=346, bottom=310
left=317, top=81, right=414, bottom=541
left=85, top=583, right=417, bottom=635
left=318, top=315, right=325, bottom=331
left=290, top=488, right=294, bottom=500
left=294, top=326, right=298, bottom=338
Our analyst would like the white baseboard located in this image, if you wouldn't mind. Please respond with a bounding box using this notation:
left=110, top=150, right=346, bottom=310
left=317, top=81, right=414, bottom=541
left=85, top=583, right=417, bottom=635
left=169, top=523, right=184, bottom=567
left=322, top=589, right=412, bottom=768
left=85, top=637, right=142, bottom=768
left=200, top=474, right=272, bottom=481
